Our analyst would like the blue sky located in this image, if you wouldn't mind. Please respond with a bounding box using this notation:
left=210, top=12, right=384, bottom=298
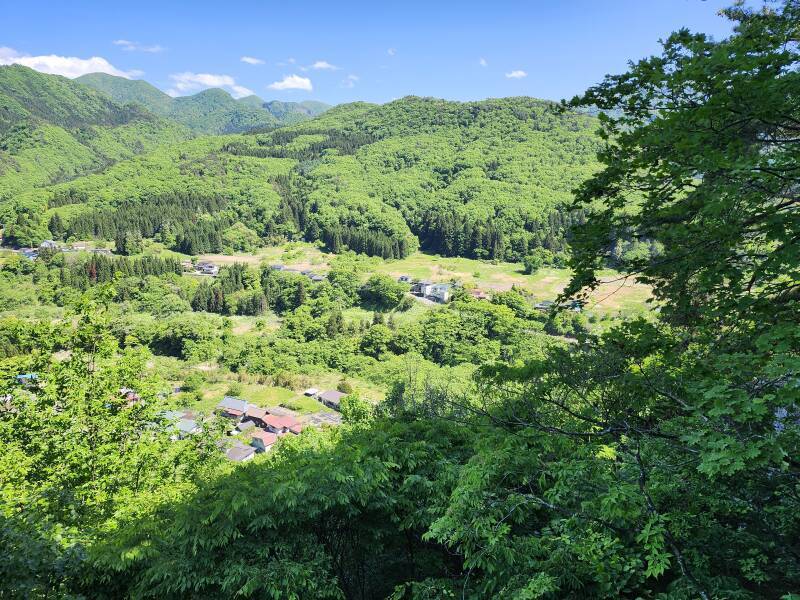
left=1, top=0, right=739, bottom=105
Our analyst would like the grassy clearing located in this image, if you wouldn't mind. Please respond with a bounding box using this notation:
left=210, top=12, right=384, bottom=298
left=174, top=380, right=327, bottom=415
left=145, top=240, right=651, bottom=317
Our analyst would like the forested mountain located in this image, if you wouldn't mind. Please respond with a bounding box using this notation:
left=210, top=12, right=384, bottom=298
left=4, top=94, right=607, bottom=265
left=0, top=65, right=190, bottom=202
left=75, top=72, right=330, bottom=134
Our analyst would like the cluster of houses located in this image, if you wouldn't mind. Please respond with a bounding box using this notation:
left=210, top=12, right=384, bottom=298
left=182, top=260, right=220, bottom=276
left=11, top=240, right=112, bottom=261
left=269, top=264, right=326, bottom=283
left=209, top=391, right=344, bottom=462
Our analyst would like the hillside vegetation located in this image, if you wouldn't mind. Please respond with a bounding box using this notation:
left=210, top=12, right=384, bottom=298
left=5, top=94, right=612, bottom=267
left=1, top=3, right=798, bottom=598
left=76, top=72, right=330, bottom=134
left=0, top=65, right=190, bottom=202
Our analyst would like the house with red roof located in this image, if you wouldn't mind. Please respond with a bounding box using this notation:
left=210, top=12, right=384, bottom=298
left=263, top=413, right=300, bottom=434
left=250, top=429, right=278, bottom=452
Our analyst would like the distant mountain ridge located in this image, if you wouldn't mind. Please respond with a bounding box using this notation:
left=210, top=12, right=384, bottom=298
left=75, top=72, right=330, bottom=134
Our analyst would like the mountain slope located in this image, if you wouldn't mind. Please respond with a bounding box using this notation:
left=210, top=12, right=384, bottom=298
left=74, top=72, right=173, bottom=116
left=9, top=96, right=601, bottom=260
left=76, top=72, right=330, bottom=134
left=0, top=65, right=190, bottom=204
left=229, top=96, right=603, bottom=259
left=0, top=64, right=152, bottom=132
left=169, top=88, right=279, bottom=134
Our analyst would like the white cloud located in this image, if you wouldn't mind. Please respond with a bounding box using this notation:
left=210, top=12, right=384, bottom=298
left=479, top=57, right=488, bottom=67
left=240, top=56, right=264, bottom=65
left=268, top=74, right=312, bottom=91
left=167, top=71, right=253, bottom=98
left=0, top=46, right=138, bottom=78
left=231, top=84, right=255, bottom=97
left=113, top=39, right=164, bottom=53
left=310, top=60, right=338, bottom=70
left=387, top=48, right=396, bottom=56
left=341, top=74, right=359, bottom=88
left=505, top=69, right=527, bottom=79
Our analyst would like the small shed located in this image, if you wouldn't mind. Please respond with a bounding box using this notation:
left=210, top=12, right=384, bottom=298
left=318, top=390, right=347, bottom=411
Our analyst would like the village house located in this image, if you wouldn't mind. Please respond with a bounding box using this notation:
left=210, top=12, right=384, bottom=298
left=226, top=441, right=255, bottom=462
left=216, top=396, right=249, bottom=419
left=303, top=387, right=320, bottom=397
left=263, top=413, right=300, bottom=434
left=318, top=390, right=347, bottom=411
left=250, top=429, right=278, bottom=452
left=39, top=240, right=59, bottom=251
left=196, top=261, right=219, bottom=276
left=244, top=405, right=269, bottom=427
left=428, top=283, right=452, bottom=303
left=162, top=410, right=185, bottom=422
left=411, top=280, right=433, bottom=297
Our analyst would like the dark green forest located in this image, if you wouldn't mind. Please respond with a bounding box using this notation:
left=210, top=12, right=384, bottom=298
left=0, top=2, right=798, bottom=599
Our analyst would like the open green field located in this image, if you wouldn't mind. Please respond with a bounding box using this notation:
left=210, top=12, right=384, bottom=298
left=187, top=243, right=652, bottom=318
left=172, top=381, right=328, bottom=415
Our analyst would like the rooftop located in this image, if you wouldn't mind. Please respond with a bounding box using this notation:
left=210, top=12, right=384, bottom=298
left=319, top=390, right=347, bottom=404
left=264, top=414, right=300, bottom=429
left=217, top=396, right=249, bottom=412
left=251, top=429, right=278, bottom=445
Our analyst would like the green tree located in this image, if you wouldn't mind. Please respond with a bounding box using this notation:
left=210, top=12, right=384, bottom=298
left=359, top=274, right=407, bottom=310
